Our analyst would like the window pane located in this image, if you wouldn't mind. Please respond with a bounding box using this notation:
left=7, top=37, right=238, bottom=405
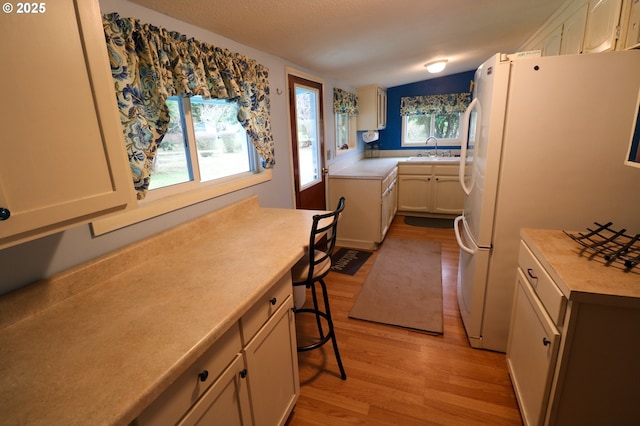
left=406, top=114, right=431, bottom=143
left=149, top=97, right=192, bottom=190
left=336, top=113, right=349, bottom=150
left=434, top=114, right=461, bottom=139
left=190, top=97, right=251, bottom=182
left=295, top=86, right=321, bottom=188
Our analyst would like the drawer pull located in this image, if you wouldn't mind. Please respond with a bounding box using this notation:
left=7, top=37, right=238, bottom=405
left=198, top=370, right=209, bottom=382
left=0, top=208, right=10, bottom=221
left=240, top=369, right=248, bottom=379
left=542, top=337, right=551, bottom=346
left=270, top=297, right=277, bottom=305
left=527, top=268, right=538, bottom=281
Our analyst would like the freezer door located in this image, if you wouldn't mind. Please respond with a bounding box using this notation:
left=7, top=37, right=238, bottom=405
left=455, top=216, right=491, bottom=348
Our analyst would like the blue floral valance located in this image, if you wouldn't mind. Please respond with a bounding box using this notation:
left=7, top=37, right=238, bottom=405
left=102, top=13, right=274, bottom=199
left=400, top=93, right=471, bottom=116
left=333, top=88, right=358, bottom=116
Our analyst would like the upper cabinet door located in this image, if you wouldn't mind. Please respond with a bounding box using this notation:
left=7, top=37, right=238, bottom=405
left=584, top=0, right=624, bottom=53
left=542, top=25, right=563, bottom=56
left=0, top=0, right=133, bottom=249
left=561, top=3, right=589, bottom=54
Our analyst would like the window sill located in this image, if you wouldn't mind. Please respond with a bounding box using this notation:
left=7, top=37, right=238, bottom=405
left=91, top=170, right=272, bottom=236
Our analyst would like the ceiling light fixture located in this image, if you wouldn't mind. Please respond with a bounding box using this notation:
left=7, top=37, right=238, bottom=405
left=425, top=59, right=448, bottom=74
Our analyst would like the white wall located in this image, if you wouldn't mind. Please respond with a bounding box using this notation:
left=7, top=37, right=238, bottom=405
left=0, top=0, right=362, bottom=295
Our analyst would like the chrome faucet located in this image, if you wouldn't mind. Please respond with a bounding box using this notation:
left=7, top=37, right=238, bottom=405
left=426, top=136, right=438, bottom=157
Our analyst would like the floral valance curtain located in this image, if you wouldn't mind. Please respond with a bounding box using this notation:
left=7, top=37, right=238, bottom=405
left=102, top=13, right=274, bottom=199
left=400, top=93, right=471, bottom=116
left=333, top=88, right=358, bottom=116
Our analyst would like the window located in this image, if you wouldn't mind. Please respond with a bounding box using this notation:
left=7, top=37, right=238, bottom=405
left=91, top=95, right=269, bottom=236
left=401, top=113, right=462, bottom=146
left=399, top=93, right=470, bottom=147
left=335, top=112, right=356, bottom=154
left=148, top=96, right=257, bottom=195
left=332, top=88, right=358, bottom=156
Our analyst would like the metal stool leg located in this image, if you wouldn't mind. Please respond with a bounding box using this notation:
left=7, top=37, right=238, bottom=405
left=318, top=278, right=347, bottom=380
left=295, top=279, right=347, bottom=380
left=309, top=282, right=325, bottom=340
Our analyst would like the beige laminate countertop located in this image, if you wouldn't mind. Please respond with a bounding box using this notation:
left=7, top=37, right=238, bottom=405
left=330, top=156, right=460, bottom=179
left=521, top=228, right=640, bottom=306
left=0, top=196, right=321, bottom=425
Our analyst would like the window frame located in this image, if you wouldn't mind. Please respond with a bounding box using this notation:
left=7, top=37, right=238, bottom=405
left=334, top=112, right=357, bottom=155
left=401, top=113, right=463, bottom=147
left=91, top=96, right=269, bottom=236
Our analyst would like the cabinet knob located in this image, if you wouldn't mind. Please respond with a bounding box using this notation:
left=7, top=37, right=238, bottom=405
left=240, top=369, right=248, bottom=379
left=527, top=268, right=538, bottom=281
left=0, top=208, right=10, bottom=221
left=270, top=297, right=277, bottom=305
left=542, top=337, right=551, bottom=346
left=198, top=370, right=209, bottom=382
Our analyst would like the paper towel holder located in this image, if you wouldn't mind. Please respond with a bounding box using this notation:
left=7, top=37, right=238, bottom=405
left=362, top=130, right=379, bottom=143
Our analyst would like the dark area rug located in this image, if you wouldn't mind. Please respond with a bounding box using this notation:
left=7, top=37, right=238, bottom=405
left=404, top=216, right=454, bottom=228
left=330, top=248, right=372, bottom=275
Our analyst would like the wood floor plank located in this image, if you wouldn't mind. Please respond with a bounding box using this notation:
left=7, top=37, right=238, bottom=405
left=287, top=215, right=522, bottom=425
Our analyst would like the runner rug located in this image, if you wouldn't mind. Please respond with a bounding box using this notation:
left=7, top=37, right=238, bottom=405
left=349, top=238, right=443, bottom=334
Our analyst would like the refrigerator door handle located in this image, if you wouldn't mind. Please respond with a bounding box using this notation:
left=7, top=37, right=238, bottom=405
left=459, top=97, right=481, bottom=196
left=454, top=215, right=475, bottom=255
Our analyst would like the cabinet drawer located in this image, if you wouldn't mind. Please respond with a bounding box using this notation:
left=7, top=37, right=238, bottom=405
left=382, top=167, right=398, bottom=189
left=519, top=241, right=567, bottom=326
left=398, top=164, right=433, bottom=175
left=241, top=272, right=292, bottom=344
left=136, top=322, right=242, bottom=425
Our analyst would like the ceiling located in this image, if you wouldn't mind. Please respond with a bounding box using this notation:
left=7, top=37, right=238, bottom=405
left=128, top=0, right=563, bottom=88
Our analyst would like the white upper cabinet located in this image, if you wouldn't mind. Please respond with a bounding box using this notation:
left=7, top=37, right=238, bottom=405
left=522, top=0, right=628, bottom=55
left=561, top=3, right=589, bottom=54
left=357, top=85, right=387, bottom=131
left=622, top=0, right=640, bottom=48
left=584, top=0, right=624, bottom=52
left=0, top=0, right=133, bottom=249
left=542, top=25, right=564, bottom=56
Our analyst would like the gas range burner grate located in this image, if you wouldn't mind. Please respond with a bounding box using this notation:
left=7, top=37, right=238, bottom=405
left=564, top=222, right=640, bottom=271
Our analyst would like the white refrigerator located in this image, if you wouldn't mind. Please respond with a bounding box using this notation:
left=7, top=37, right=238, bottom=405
left=454, top=50, right=640, bottom=352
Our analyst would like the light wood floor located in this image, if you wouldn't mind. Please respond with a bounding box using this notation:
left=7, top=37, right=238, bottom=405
left=286, top=215, right=523, bottom=426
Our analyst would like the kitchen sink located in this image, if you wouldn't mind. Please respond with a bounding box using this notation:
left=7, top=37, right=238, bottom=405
left=406, top=156, right=458, bottom=162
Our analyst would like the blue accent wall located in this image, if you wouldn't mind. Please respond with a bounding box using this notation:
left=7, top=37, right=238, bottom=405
left=377, top=70, right=476, bottom=151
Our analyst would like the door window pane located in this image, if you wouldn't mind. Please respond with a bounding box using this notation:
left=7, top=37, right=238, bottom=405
left=295, top=86, right=321, bottom=189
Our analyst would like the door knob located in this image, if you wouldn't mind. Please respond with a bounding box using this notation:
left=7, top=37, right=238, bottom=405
left=321, top=167, right=329, bottom=175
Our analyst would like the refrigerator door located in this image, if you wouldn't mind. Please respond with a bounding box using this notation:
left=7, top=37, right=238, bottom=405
left=454, top=215, right=490, bottom=348
left=461, top=54, right=511, bottom=248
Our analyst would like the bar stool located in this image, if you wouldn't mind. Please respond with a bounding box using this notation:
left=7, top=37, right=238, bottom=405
left=291, top=197, right=347, bottom=380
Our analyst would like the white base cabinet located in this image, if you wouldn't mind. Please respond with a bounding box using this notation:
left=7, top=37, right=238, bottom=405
left=507, top=232, right=640, bottom=425
left=330, top=167, right=397, bottom=250
left=135, top=273, right=299, bottom=426
left=397, top=164, right=464, bottom=217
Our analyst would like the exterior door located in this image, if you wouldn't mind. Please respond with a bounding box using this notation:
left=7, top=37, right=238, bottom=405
left=288, top=74, right=326, bottom=210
